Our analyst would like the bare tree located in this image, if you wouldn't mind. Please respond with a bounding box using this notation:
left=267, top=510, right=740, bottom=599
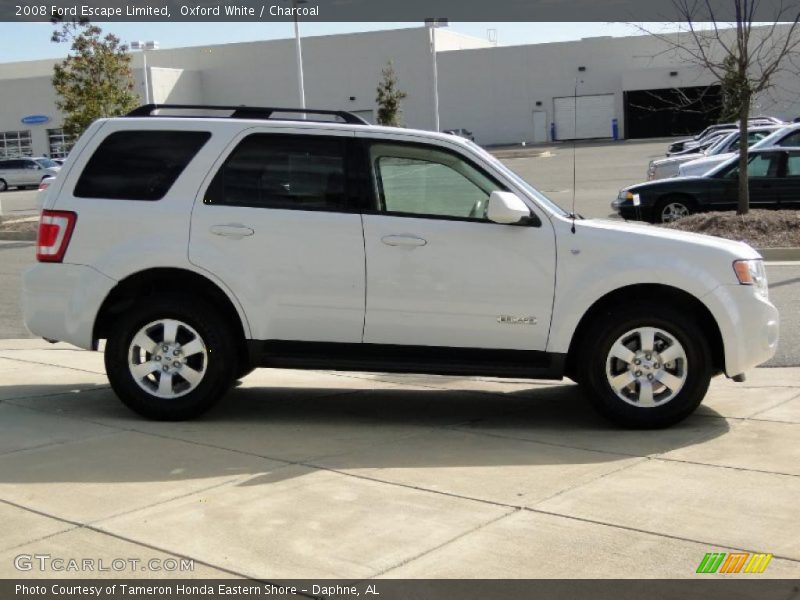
left=641, top=2, right=800, bottom=214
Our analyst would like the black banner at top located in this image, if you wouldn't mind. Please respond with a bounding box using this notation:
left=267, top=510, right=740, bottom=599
left=2, top=0, right=800, bottom=22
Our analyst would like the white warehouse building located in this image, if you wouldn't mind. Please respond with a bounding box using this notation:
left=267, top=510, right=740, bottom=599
left=0, top=25, right=798, bottom=158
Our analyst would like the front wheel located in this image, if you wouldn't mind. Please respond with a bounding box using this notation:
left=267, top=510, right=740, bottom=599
left=0, top=179, right=7, bottom=192
left=577, top=305, right=712, bottom=428
left=105, top=297, right=236, bottom=420
left=655, top=197, right=693, bottom=223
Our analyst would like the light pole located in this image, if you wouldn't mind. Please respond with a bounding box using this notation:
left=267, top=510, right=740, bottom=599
left=131, top=40, right=159, bottom=104
left=424, top=18, right=448, bottom=132
left=292, top=0, right=307, bottom=112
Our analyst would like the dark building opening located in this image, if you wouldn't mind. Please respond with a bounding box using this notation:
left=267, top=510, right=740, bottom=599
left=624, top=85, right=722, bottom=139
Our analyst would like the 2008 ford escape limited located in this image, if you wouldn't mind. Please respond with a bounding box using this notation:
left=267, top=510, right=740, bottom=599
left=23, top=105, right=779, bottom=428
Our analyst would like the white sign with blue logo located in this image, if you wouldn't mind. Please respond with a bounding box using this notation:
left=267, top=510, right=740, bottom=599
left=21, top=115, right=50, bottom=125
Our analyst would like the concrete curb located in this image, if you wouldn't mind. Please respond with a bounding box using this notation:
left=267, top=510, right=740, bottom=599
left=758, top=248, right=800, bottom=262
left=0, top=230, right=36, bottom=241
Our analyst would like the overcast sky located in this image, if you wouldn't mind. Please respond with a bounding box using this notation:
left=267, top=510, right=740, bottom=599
left=0, top=22, right=691, bottom=62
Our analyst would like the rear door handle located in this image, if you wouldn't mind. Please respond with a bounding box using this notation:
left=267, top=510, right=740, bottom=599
left=210, top=224, right=254, bottom=239
left=381, top=234, right=427, bottom=247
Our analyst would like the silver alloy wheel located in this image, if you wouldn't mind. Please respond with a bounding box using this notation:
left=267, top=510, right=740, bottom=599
left=128, top=319, right=208, bottom=399
left=605, top=326, right=688, bottom=408
left=660, top=202, right=690, bottom=222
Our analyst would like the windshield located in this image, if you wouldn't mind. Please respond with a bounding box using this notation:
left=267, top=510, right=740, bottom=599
left=751, top=126, right=797, bottom=150
left=480, top=150, right=570, bottom=217
left=706, top=132, right=738, bottom=155
left=34, top=158, right=58, bottom=169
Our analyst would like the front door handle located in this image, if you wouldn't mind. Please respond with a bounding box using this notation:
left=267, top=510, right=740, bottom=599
left=381, top=234, right=427, bottom=247
left=210, top=224, right=255, bottom=239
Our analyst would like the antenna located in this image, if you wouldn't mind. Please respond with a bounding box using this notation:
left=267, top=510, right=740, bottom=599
left=570, top=77, right=581, bottom=234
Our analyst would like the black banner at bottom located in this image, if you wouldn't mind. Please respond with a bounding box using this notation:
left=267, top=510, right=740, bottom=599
left=4, top=580, right=800, bottom=600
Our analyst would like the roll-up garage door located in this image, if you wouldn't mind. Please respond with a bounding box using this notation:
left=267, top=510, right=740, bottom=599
left=554, top=94, right=615, bottom=140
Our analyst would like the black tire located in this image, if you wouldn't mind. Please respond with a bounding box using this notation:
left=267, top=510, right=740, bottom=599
left=235, top=365, right=257, bottom=381
left=653, top=196, right=695, bottom=224
left=0, top=179, right=7, bottom=192
left=576, top=304, right=712, bottom=429
left=104, top=296, right=236, bottom=420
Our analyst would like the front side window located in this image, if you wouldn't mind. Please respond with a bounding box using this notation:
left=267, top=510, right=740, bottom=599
left=722, top=153, right=781, bottom=179
left=74, top=130, right=210, bottom=200
left=370, top=143, right=500, bottom=220
left=778, top=131, right=800, bottom=147
left=204, top=133, right=348, bottom=210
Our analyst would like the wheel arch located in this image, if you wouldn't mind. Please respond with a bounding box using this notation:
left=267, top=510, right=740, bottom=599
left=655, top=192, right=698, bottom=209
left=93, top=267, right=251, bottom=367
left=564, top=283, right=724, bottom=381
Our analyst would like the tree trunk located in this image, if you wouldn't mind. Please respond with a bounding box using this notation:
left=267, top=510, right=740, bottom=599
left=737, top=93, right=750, bottom=215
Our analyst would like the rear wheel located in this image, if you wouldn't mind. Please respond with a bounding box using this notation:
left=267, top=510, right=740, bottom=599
left=0, top=179, right=7, bottom=192
left=655, top=196, right=694, bottom=223
left=105, top=297, right=236, bottom=420
left=576, top=304, right=711, bottom=428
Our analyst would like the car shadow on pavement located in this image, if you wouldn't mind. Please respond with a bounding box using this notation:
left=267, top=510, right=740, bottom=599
left=0, top=378, right=731, bottom=486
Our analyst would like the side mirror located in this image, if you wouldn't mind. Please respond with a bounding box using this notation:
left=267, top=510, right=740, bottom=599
left=487, top=191, right=534, bottom=225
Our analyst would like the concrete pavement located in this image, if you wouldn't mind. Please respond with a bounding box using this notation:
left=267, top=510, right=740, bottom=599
left=0, top=339, right=798, bottom=579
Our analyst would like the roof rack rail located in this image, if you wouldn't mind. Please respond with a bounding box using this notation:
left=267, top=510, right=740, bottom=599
left=125, top=104, right=370, bottom=125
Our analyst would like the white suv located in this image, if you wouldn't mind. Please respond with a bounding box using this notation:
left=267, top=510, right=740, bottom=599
left=22, top=105, right=779, bottom=428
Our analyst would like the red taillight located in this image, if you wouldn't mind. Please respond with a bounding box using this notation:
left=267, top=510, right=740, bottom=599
left=38, top=180, right=50, bottom=191
left=36, top=210, right=77, bottom=263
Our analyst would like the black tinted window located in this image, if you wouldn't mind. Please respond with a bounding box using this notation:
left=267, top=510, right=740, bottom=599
left=75, top=130, right=210, bottom=200
left=204, top=134, right=348, bottom=210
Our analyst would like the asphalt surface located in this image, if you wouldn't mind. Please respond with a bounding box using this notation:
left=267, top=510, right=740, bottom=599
left=1, top=240, right=798, bottom=367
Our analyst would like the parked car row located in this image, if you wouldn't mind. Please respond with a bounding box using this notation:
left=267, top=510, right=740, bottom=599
left=614, top=119, right=800, bottom=223
left=0, top=157, right=61, bottom=192
left=680, top=123, right=800, bottom=177
left=666, top=116, right=785, bottom=154
left=648, top=126, right=781, bottom=180
left=615, top=146, right=800, bottom=223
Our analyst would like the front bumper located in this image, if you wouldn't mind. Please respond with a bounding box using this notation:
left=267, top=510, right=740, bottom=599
left=702, top=284, right=779, bottom=377
left=611, top=199, right=653, bottom=221
left=22, top=263, right=117, bottom=350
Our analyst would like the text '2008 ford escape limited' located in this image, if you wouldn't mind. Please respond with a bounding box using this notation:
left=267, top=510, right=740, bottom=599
left=23, top=105, right=779, bottom=428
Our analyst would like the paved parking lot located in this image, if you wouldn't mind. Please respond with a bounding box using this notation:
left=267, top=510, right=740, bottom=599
left=495, top=137, right=671, bottom=219
left=0, top=340, right=799, bottom=579
left=1, top=138, right=798, bottom=580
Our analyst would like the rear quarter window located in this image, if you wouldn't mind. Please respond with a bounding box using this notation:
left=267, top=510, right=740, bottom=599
left=74, top=130, right=210, bottom=200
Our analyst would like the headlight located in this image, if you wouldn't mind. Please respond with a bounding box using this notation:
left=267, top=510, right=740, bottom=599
left=733, top=259, right=768, bottom=299
left=617, top=191, right=634, bottom=201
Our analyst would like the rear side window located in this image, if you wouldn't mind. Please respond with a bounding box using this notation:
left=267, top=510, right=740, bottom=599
left=203, top=133, right=348, bottom=210
left=74, top=130, right=210, bottom=200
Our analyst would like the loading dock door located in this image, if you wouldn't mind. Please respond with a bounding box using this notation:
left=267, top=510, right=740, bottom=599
left=554, top=94, right=614, bottom=140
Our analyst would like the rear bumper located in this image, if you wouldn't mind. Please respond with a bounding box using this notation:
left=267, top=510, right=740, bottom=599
left=702, top=284, right=779, bottom=377
left=21, top=263, right=116, bottom=350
